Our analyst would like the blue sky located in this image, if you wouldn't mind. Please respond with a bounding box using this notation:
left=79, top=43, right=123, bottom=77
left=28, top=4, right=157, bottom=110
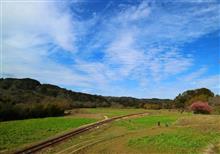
left=2, top=0, right=220, bottom=98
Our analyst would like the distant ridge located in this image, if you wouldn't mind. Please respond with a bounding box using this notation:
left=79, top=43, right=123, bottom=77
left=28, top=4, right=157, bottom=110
left=0, top=78, right=171, bottom=108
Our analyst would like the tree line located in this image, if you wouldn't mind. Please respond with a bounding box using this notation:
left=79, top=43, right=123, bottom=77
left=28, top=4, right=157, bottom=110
left=0, top=78, right=219, bottom=121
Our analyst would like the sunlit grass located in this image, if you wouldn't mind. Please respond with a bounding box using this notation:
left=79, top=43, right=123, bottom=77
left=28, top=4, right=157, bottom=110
left=81, top=108, right=146, bottom=117
left=0, top=117, right=96, bottom=151
left=113, top=114, right=179, bottom=130
left=128, top=128, right=220, bottom=154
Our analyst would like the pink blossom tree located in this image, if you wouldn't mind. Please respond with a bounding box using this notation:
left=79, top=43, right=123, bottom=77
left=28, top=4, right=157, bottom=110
left=190, top=101, right=212, bottom=114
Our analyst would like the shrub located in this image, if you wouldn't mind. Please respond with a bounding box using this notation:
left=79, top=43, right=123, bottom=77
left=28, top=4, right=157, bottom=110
left=190, top=101, right=212, bottom=114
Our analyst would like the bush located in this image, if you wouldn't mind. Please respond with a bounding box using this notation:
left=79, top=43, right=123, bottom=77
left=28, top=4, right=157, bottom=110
left=190, top=101, right=212, bottom=114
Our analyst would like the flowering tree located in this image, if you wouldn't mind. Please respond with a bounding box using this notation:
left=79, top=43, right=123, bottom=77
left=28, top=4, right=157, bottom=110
left=190, top=101, right=212, bottom=114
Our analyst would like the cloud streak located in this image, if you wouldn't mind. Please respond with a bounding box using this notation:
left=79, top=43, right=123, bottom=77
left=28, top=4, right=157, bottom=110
left=2, top=0, right=220, bottom=98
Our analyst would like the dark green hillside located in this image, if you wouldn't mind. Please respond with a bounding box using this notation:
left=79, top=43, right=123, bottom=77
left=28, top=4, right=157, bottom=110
left=0, top=78, right=110, bottom=121
left=0, top=78, right=217, bottom=121
left=0, top=78, right=172, bottom=120
left=0, top=78, right=110, bottom=107
left=105, top=96, right=172, bottom=109
left=0, top=78, right=172, bottom=110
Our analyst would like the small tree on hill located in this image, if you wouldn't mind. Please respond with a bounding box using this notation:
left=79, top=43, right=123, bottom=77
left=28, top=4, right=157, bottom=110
left=190, top=101, right=212, bottom=114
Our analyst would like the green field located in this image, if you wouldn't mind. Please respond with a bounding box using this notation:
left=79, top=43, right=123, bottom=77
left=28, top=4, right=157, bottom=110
left=80, top=108, right=146, bottom=117
left=0, top=116, right=96, bottom=153
left=0, top=108, right=145, bottom=153
left=114, top=114, right=178, bottom=130
left=42, top=110, right=220, bottom=154
left=129, top=128, right=220, bottom=154
left=1, top=109, right=220, bottom=154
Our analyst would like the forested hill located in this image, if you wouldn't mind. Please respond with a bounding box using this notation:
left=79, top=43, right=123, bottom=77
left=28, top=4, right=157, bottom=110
left=0, top=78, right=109, bottom=108
left=0, top=78, right=171, bottom=108
left=1, top=78, right=218, bottom=121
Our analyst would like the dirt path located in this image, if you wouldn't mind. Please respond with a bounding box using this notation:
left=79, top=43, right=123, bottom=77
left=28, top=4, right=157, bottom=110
left=104, top=116, right=108, bottom=120
left=53, top=113, right=149, bottom=154
left=14, top=112, right=148, bottom=154
left=203, top=142, right=220, bottom=154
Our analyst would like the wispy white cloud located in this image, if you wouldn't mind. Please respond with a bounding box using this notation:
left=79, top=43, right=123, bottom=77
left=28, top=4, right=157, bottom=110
left=2, top=1, right=92, bottom=87
left=117, top=1, right=151, bottom=21
left=2, top=0, right=220, bottom=98
left=3, top=1, right=76, bottom=51
left=182, top=66, right=208, bottom=82
left=194, top=75, right=220, bottom=91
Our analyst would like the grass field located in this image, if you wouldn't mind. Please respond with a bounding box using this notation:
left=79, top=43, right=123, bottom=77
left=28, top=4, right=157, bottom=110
left=128, top=128, right=220, bottom=154
left=41, top=110, right=220, bottom=154
left=114, top=114, right=178, bottom=130
left=0, top=116, right=96, bottom=153
left=1, top=108, right=220, bottom=154
left=0, top=108, right=145, bottom=153
left=70, top=108, right=146, bottom=119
